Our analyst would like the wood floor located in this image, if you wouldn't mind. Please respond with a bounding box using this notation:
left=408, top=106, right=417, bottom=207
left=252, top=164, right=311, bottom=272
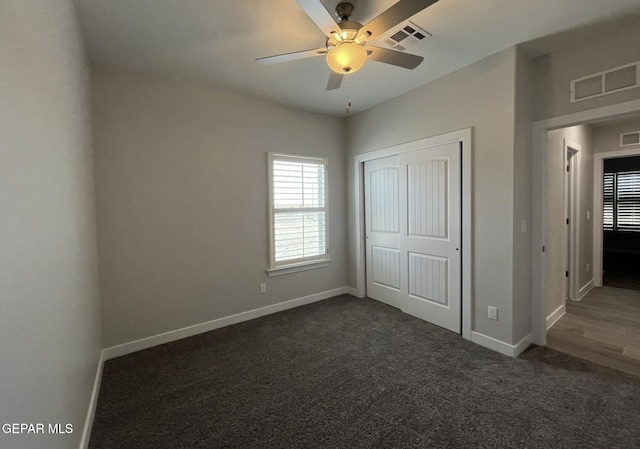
left=547, top=286, right=640, bottom=378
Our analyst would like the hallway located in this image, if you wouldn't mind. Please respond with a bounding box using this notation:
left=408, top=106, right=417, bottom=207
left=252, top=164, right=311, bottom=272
left=547, top=286, right=640, bottom=378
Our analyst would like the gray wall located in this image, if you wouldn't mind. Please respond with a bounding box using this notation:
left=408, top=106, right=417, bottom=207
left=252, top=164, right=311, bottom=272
left=346, top=48, right=521, bottom=345
left=534, top=15, right=640, bottom=121
left=92, top=65, right=348, bottom=347
left=0, top=1, right=102, bottom=449
left=512, top=47, right=535, bottom=343
left=545, top=125, right=593, bottom=319
left=578, top=130, right=595, bottom=296
left=593, top=119, right=640, bottom=153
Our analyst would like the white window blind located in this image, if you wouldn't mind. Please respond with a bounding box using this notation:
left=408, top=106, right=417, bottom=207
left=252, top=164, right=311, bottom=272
left=268, top=154, right=329, bottom=269
left=603, top=172, right=614, bottom=229
left=604, top=170, right=640, bottom=231
left=617, top=171, right=640, bottom=230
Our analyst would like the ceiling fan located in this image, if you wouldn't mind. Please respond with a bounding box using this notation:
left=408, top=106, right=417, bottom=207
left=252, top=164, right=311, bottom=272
left=256, top=0, right=439, bottom=90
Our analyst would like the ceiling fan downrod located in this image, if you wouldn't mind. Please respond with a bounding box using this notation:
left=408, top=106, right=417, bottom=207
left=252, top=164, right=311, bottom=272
left=335, top=3, right=354, bottom=22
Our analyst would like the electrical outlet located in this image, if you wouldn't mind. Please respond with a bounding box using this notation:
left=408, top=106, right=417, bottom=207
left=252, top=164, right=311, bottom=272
left=587, top=210, right=590, bottom=220
left=520, top=220, right=527, bottom=233
left=488, top=306, right=498, bottom=320
left=260, top=283, right=267, bottom=294
left=586, top=264, right=590, bottom=273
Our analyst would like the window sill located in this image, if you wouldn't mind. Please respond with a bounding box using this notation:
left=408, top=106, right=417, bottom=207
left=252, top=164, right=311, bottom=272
left=266, top=259, right=331, bottom=277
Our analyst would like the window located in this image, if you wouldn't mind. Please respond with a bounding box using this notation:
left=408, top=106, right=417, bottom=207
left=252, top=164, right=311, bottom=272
left=603, top=170, right=640, bottom=231
left=617, top=171, right=640, bottom=229
left=268, top=153, right=329, bottom=275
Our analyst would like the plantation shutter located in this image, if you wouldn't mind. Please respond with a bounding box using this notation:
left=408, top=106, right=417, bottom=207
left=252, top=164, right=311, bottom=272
left=603, top=172, right=614, bottom=229
left=269, top=154, right=328, bottom=268
left=616, top=171, right=640, bottom=230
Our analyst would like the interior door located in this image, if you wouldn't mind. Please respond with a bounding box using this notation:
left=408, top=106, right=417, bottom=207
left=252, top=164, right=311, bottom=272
left=365, top=155, right=403, bottom=308
left=365, top=142, right=461, bottom=333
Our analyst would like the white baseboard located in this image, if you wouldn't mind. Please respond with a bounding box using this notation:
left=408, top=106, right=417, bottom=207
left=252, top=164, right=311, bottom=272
left=471, top=331, right=532, bottom=357
left=344, top=286, right=359, bottom=297
left=103, top=287, right=354, bottom=360
left=512, top=333, right=533, bottom=356
left=546, top=303, right=566, bottom=330
left=79, top=350, right=105, bottom=449
left=575, top=278, right=594, bottom=301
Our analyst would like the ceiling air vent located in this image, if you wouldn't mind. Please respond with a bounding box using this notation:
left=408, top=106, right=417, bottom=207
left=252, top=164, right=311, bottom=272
left=571, top=61, right=640, bottom=103
left=378, top=21, right=431, bottom=52
left=621, top=131, right=640, bottom=147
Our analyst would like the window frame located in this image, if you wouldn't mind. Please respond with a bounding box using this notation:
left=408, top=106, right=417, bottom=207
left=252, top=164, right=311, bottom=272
left=267, top=153, right=331, bottom=276
left=603, top=170, right=640, bottom=232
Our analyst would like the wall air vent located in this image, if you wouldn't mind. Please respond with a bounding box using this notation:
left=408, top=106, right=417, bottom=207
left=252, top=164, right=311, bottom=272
left=570, top=61, right=640, bottom=103
left=378, top=21, right=431, bottom=52
left=621, top=131, right=640, bottom=147
left=573, top=75, right=602, bottom=100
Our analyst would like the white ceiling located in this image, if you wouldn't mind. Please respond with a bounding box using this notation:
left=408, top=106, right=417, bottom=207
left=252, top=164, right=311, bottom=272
left=73, top=0, right=640, bottom=117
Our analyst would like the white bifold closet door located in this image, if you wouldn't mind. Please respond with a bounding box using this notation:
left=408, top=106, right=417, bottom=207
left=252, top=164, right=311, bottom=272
left=364, top=142, right=461, bottom=333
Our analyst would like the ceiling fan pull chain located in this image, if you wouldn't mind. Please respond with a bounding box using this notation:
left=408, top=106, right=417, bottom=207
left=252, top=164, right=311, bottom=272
left=345, top=75, right=352, bottom=114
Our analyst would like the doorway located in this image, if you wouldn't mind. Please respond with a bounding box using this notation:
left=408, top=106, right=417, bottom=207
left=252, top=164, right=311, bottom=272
left=534, top=108, right=640, bottom=376
left=594, top=150, right=640, bottom=291
left=532, top=99, right=640, bottom=346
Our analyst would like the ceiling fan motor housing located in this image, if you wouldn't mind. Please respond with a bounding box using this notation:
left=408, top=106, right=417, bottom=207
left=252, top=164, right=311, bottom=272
left=326, top=20, right=363, bottom=49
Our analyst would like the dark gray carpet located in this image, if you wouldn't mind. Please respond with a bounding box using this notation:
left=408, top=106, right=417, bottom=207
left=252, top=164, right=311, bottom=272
left=89, top=295, right=640, bottom=449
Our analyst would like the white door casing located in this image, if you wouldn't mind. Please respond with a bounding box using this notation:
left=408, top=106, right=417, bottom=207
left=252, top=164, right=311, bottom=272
left=564, top=142, right=579, bottom=300
left=365, top=142, right=462, bottom=333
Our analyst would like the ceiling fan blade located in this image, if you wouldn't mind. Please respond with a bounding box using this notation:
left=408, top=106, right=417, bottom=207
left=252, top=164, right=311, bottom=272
left=359, top=0, right=439, bottom=40
left=326, top=71, right=343, bottom=91
left=367, top=46, right=424, bottom=69
left=295, top=0, right=342, bottom=37
left=256, top=48, right=327, bottom=65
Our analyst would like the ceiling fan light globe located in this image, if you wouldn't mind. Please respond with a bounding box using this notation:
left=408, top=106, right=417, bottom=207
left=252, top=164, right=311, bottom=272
left=326, top=43, right=367, bottom=75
